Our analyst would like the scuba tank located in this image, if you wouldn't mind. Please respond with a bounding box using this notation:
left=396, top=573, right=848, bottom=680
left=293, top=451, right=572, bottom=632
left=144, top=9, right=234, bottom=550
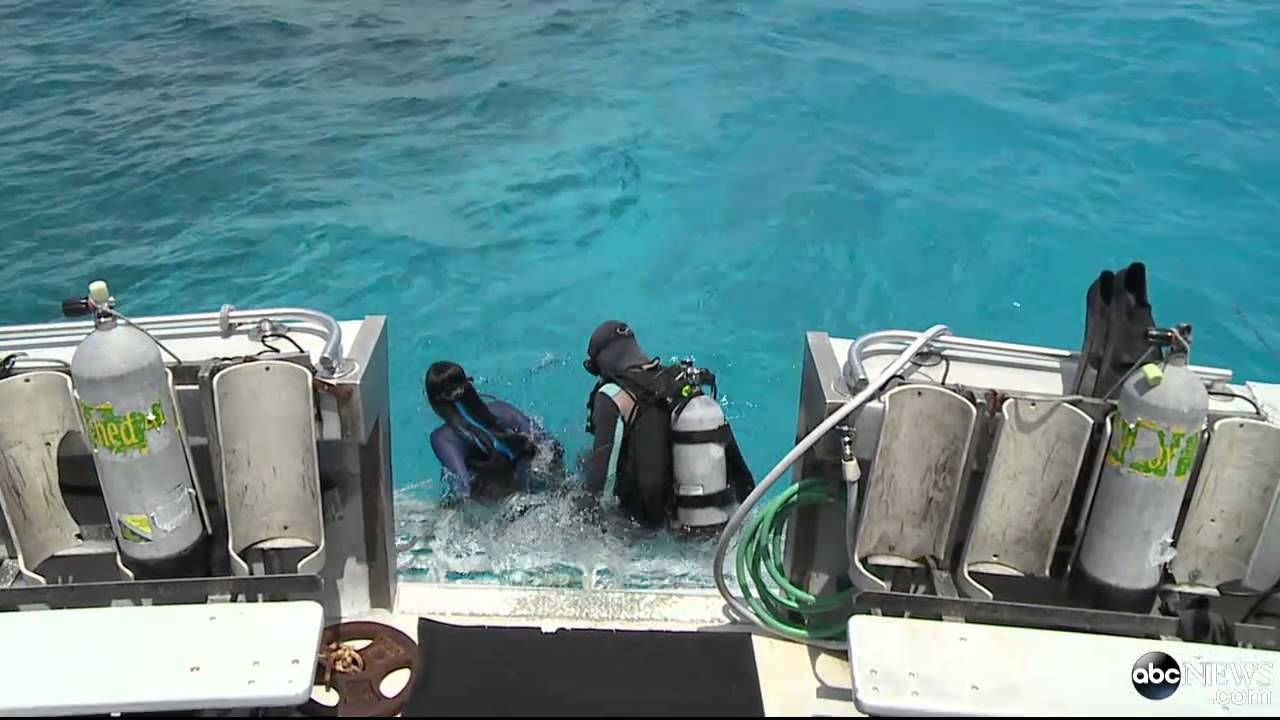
left=670, top=361, right=734, bottom=530
left=1074, top=325, right=1208, bottom=612
left=66, top=281, right=210, bottom=579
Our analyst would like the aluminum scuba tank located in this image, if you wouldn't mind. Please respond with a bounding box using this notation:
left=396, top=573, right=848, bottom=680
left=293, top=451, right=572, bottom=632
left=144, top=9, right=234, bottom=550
left=671, top=391, right=733, bottom=529
left=67, top=281, right=209, bottom=578
left=1074, top=327, right=1208, bottom=612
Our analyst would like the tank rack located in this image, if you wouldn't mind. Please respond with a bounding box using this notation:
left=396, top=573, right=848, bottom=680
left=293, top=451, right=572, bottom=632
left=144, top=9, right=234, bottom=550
left=0, top=303, right=398, bottom=621
left=786, top=328, right=1280, bottom=647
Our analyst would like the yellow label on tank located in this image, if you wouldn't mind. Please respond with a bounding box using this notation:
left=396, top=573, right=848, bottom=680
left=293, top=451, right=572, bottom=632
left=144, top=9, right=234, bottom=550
left=1105, top=417, right=1202, bottom=481
left=80, top=400, right=167, bottom=456
left=118, top=514, right=154, bottom=543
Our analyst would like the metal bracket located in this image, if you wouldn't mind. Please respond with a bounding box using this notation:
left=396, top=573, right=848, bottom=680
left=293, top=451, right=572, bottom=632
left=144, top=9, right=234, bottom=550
left=247, top=318, right=290, bottom=344
left=218, top=304, right=237, bottom=338
left=0, top=560, right=18, bottom=589
left=925, top=557, right=965, bottom=623
left=0, top=573, right=322, bottom=611
left=198, top=361, right=228, bottom=523
left=852, top=590, right=1280, bottom=649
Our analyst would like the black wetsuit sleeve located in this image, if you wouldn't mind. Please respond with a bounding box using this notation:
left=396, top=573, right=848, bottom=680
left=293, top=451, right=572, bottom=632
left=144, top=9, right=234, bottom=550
left=583, top=393, right=621, bottom=495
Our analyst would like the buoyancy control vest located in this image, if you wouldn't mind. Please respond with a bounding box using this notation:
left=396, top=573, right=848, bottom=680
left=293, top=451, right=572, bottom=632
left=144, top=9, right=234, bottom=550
left=586, top=361, right=739, bottom=529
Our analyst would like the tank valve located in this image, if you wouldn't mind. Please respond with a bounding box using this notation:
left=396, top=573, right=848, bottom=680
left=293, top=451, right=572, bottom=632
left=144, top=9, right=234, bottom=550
left=63, top=280, right=115, bottom=318
left=1145, top=323, right=1193, bottom=354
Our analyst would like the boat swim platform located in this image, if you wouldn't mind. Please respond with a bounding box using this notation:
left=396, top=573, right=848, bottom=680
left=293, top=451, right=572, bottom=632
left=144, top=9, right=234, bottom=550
left=1, top=304, right=1279, bottom=716
left=384, top=583, right=862, bottom=717
left=359, top=581, right=1280, bottom=717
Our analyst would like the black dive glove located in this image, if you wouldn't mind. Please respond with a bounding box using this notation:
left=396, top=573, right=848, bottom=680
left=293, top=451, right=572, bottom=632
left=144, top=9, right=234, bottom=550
left=497, top=431, right=538, bottom=459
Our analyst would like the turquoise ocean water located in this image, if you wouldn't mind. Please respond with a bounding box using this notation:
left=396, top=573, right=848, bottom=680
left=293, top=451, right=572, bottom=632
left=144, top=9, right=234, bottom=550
left=3, top=0, right=1278, bottom=589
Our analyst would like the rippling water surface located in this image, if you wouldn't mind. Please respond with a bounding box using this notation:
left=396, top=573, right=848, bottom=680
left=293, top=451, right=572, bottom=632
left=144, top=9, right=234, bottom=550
left=3, top=0, right=1278, bottom=588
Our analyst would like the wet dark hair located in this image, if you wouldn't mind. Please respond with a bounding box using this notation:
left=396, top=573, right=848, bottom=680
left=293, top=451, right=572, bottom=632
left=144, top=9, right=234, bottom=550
left=424, top=361, right=530, bottom=461
left=425, top=361, right=474, bottom=404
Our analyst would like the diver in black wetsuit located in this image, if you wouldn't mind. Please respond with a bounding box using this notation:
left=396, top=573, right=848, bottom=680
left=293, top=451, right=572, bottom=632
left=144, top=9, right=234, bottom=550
left=425, top=361, right=564, bottom=504
left=577, top=321, right=755, bottom=529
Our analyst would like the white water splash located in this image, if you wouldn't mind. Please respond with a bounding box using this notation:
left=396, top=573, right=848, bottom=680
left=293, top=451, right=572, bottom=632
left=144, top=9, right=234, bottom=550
left=395, top=485, right=739, bottom=590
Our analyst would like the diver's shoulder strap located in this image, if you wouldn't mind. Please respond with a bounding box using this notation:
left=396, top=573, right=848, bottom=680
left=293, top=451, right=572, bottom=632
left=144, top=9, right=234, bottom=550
left=596, top=382, right=638, bottom=417
left=596, top=383, right=627, bottom=498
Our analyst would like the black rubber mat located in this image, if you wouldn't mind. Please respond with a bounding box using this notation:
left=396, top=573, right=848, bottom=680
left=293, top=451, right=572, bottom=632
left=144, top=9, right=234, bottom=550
left=404, top=617, right=766, bottom=716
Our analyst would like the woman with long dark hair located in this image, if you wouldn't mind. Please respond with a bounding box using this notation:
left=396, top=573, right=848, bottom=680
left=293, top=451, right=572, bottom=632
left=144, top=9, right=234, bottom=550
left=425, top=360, right=563, bottom=503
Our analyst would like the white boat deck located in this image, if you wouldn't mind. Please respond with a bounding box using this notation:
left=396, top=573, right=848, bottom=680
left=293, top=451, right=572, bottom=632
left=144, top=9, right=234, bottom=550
left=1, top=601, right=325, bottom=717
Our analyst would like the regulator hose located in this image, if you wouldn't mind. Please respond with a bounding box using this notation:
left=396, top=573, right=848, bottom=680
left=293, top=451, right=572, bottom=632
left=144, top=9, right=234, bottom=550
left=712, top=324, right=951, bottom=652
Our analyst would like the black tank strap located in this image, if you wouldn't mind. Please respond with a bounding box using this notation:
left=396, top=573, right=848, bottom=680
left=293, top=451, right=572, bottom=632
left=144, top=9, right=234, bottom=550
left=583, top=379, right=608, bottom=433
left=671, top=426, right=732, bottom=445
left=675, top=487, right=736, bottom=509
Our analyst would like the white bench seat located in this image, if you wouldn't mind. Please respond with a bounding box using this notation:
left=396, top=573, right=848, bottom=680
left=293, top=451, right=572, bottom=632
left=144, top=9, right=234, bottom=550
left=848, top=614, right=1279, bottom=716
left=0, top=600, right=323, bottom=716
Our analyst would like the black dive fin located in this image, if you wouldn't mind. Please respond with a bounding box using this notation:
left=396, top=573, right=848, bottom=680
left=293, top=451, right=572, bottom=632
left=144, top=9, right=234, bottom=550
left=1094, top=262, right=1161, bottom=398
left=1071, top=269, right=1116, bottom=395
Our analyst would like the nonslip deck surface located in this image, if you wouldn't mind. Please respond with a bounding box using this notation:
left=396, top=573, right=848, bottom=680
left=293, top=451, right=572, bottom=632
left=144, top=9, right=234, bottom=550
left=404, top=617, right=766, bottom=716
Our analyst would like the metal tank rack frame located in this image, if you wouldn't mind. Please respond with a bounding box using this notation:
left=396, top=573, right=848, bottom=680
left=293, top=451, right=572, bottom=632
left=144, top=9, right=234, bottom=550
left=784, top=327, right=1280, bottom=648
left=0, top=304, right=398, bottom=622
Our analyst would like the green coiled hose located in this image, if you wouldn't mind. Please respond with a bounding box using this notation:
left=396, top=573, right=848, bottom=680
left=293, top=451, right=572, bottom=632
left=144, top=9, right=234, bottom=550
left=734, top=477, right=853, bottom=642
